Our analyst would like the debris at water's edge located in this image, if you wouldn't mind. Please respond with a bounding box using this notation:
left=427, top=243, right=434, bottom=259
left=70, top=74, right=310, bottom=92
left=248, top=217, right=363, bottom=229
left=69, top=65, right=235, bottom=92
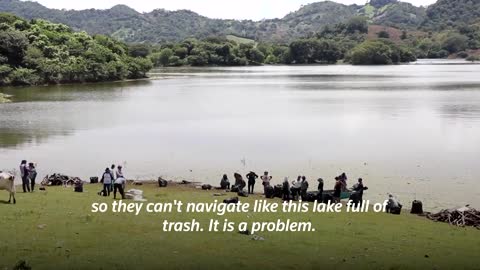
left=0, top=93, right=12, bottom=103
left=426, top=206, right=480, bottom=229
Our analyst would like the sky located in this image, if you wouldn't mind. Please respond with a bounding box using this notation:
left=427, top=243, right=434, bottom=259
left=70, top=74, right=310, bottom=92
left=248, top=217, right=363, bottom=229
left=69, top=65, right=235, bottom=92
left=28, top=0, right=438, bottom=20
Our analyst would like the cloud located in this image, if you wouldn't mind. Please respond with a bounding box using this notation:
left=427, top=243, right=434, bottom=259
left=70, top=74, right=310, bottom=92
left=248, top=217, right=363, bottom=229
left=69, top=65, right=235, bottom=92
left=30, top=0, right=437, bottom=20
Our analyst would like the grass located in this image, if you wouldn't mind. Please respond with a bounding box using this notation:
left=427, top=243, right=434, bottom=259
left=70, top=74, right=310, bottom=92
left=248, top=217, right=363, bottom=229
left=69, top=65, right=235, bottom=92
left=226, top=35, right=255, bottom=45
left=0, top=183, right=479, bottom=270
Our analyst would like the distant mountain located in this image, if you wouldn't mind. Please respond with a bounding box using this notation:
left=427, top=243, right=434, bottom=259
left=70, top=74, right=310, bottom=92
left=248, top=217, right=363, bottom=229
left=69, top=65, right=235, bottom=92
left=0, top=0, right=473, bottom=43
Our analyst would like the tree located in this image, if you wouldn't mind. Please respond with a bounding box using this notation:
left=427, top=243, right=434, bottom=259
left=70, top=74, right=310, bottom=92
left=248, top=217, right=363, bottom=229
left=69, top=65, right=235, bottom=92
left=290, top=39, right=341, bottom=64
left=158, top=48, right=174, bottom=66
left=345, top=16, right=369, bottom=34
left=350, top=40, right=396, bottom=65
left=246, top=48, right=265, bottom=65
left=0, top=29, right=29, bottom=66
left=442, top=34, right=468, bottom=53
left=128, top=44, right=151, bottom=58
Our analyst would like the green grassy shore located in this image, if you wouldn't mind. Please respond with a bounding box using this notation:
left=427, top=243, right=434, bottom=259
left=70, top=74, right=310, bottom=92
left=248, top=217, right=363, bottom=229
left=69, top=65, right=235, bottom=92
left=0, top=183, right=479, bottom=270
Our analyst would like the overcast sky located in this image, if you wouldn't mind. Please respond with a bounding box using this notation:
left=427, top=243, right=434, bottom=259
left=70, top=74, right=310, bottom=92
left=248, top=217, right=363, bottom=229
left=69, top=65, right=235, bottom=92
left=28, top=0, right=437, bottom=20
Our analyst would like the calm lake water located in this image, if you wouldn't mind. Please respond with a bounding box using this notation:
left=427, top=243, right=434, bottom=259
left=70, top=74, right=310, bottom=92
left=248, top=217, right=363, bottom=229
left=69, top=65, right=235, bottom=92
left=1, top=59, right=480, bottom=209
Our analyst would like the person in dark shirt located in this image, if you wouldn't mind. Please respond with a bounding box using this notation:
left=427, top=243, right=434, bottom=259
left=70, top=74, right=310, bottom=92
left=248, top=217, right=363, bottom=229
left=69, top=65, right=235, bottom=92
left=300, top=176, right=309, bottom=200
left=282, top=177, right=290, bottom=201
left=27, top=162, right=37, bottom=192
left=220, top=174, right=230, bottom=190
left=20, top=160, right=29, bottom=193
left=333, top=177, right=342, bottom=203
left=317, top=178, right=324, bottom=201
left=246, top=171, right=258, bottom=194
left=353, top=178, right=368, bottom=202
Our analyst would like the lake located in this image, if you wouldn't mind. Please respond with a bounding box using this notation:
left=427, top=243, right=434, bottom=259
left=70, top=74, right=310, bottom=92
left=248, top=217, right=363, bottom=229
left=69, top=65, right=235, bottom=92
left=1, top=59, right=480, bottom=209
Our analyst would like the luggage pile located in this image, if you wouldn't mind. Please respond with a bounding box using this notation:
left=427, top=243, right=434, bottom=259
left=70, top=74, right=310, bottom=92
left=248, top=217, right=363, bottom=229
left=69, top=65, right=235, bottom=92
left=125, top=189, right=146, bottom=201
left=41, top=173, right=81, bottom=186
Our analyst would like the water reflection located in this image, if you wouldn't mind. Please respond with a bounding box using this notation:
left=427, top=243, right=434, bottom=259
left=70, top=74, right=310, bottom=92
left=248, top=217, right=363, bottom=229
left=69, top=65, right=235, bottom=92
left=1, top=61, right=480, bottom=209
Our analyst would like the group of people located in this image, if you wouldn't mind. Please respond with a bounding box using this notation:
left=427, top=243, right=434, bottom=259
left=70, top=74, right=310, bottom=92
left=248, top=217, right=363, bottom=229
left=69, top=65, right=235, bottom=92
left=220, top=171, right=274, bottom=195
left=281, top=175, right=312, bottom=201
left=220, top=171, right=367, bottom=202
left=100, top=164, right=126, bottom=199
left=19, top=160, right=37, bottom=193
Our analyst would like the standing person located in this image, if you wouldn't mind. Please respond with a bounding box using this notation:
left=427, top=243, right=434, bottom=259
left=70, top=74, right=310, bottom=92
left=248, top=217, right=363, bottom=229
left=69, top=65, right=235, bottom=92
left=260, top=171, right=272, bottom=194
left=339, top=172, right=348, bottom=191
left=353, top=178, right=368, bottom=203
left=101, top=168, right=114, bottom=197
left=333, top=177, right=342, bottom=203
left=282, top=177, right=290, bottom=201
left=246, top=171, right=258, bottom=194
left=317, top=178, right=324, bottom=201
left=220, top=174, right=230, bottom=190
left=110, top=164, right=116, bottom=192
left=27, top=162, right=37, bottom=192
left=300, top=176, right=309, bottom=200
left=113, top=174, right=126, bottom=200
left=20, top=160, right=30, bottom=193
left=291, top=176, right=302, bottom=201
left=116, top=165, right=126, bottom=190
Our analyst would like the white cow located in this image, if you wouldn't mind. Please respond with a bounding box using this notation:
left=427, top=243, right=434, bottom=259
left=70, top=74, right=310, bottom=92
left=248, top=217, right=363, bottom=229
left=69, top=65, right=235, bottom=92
left=0, top=172, right=16, bottom=204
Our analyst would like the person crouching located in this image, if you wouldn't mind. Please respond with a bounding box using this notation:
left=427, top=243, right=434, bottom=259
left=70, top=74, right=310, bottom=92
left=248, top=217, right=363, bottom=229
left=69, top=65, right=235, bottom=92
left=114, top=175, right=126, bottom=200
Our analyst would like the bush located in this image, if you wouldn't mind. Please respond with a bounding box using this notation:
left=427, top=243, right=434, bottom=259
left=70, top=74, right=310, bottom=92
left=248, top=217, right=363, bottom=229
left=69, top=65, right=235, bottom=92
left=466, top=55, right=480, bottom=62
left=8, top=68, right=41, bottom=85
left=457, top=51, right=468, bottom=58
left=349, top=40, right=416, bottom=65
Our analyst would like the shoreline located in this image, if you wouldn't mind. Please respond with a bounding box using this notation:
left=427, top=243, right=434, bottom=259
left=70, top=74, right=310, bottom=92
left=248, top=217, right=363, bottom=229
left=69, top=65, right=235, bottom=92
left=1, top=58, right=478, bottom=90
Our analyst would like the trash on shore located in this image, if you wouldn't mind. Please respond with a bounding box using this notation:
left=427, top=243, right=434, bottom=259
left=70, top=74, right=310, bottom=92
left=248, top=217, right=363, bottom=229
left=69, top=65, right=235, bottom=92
left=74, top=179, right=83, bottom=192
left=90, top=177, right=99, bottom=184
left=427, top=206, right=480, bottom=229
left=125, top=189, right=146, bottom=201
left=223, top=197, right=239, bottom=204
left=251, top=235, right=265, bottom=241
left=201, top=184, right=212, bottom=190
left=41, top=174, right=82, bottom=186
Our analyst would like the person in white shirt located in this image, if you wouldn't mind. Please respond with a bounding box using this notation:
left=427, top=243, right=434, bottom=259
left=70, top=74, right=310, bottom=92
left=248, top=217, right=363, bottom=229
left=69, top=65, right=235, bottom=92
left=291, top=176, right=302, bottom=201
left=114, top=175, right=126, bottom=200
left=260, top=171, right=272, bottom=194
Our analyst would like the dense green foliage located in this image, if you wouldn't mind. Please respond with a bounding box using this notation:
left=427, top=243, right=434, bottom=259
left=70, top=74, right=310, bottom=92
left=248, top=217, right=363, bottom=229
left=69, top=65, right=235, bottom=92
left=348, top=39, right=416, bottom=65
left=422, top=0, right=480, bottom=31
left=0, top=0, right=428, bottom=43
left=148, top=38, right=287, bottom=67
left=146, top=16, right=419, bottom=66
left=0, top=13, right=152, bottom=86
left=1, top=0, right=479, bottom=70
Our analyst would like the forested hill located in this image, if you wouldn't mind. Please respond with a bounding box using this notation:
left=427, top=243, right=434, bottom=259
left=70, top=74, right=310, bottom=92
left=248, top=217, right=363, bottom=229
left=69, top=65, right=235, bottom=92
left=0, top=13, right=152, bottom=86
left=421, top=0, right=480, bottom=30
left=0, top=0, right=428, bottom=43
